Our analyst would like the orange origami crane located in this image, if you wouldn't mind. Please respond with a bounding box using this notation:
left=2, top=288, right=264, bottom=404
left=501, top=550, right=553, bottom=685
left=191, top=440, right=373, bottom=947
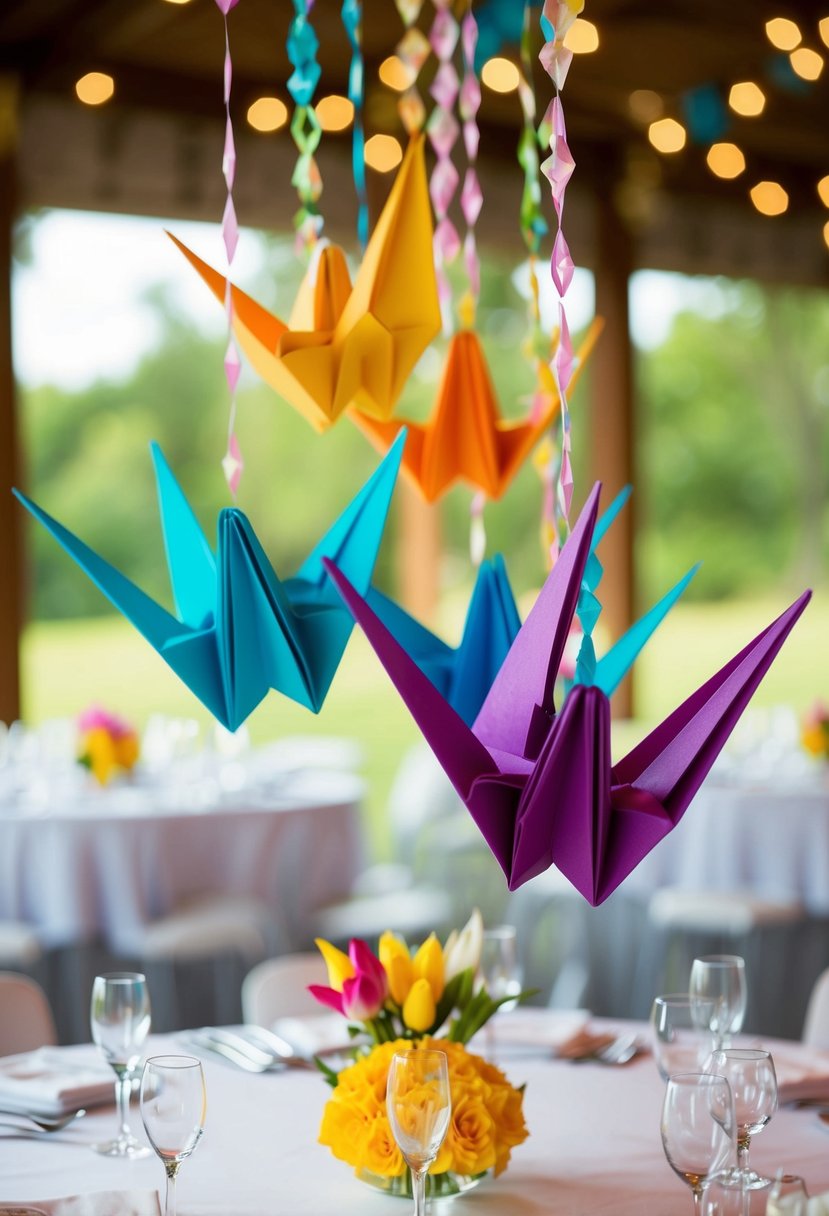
left=350, top=319, right=603, bottom=502
left=169, top=135, right=440, bottom=432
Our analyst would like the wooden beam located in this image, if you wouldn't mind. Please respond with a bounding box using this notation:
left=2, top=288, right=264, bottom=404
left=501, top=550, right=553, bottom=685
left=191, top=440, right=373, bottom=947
left=589, top=178, right=635, bottom=718
left=0, top=75, right=21, bottom=724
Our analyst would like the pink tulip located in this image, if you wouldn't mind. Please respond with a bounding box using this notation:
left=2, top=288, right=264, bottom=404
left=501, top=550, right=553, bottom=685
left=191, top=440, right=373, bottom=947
left=309, top=938, right=388, bottom=1021
left=77, top=704, right=133, bottom=738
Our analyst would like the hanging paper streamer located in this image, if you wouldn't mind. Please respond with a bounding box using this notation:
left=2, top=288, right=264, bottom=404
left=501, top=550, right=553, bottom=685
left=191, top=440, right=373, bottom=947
left=394, top=0, right=430, bottom=134
left=427, top=0, right=462, bottom=336
left=341, top=0, right=368, bottom=250
left=214, top=0, right=243, bottom=498
left=458, top=0, right=482, bottom=331
left=287, top=0, right=323, bottom=250
left=539, top=0, right=580, bottom=560
left=517, top=1, right=548, bottom=399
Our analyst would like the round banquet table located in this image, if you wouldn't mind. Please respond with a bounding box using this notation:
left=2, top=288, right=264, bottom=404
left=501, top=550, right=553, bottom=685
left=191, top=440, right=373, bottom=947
left=0, top=767, right=365, bottom=956
left=2, top=1017, right=829, bottom=1215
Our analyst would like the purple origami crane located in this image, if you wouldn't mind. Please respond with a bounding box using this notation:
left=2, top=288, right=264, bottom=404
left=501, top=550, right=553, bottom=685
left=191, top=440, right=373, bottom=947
left=323, top=484, right=810, bottom=905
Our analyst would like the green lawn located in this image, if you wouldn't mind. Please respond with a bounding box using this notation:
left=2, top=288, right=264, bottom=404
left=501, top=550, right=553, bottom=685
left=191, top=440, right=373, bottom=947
left=22, top=587, right=825, bottom=857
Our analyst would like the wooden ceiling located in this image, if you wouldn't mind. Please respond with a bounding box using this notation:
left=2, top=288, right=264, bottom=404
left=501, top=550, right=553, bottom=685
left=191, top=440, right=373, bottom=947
left=1, top=0, right=828, bottom=283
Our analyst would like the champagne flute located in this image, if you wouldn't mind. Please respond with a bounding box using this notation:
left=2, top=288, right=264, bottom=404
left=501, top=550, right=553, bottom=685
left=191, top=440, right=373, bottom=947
left=387, top=1049, right=452, bottom=1216
left=690, top=956, right=747, bottom=1049
left=706, top=1048, right=777, bottom=1190
left=140, top=1055, right=206, bottom=1216
left=651, top=995, right=717, bottom=1081
left=661, top=1072, right=736, bottom=1214
left=90, top=972, right=152, bottom=1158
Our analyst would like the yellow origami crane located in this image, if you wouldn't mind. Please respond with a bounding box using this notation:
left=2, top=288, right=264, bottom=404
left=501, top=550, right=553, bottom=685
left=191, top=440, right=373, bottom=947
left=169, top=135, right=440, bottom=432
left=350, top=319, right=603, bottom=502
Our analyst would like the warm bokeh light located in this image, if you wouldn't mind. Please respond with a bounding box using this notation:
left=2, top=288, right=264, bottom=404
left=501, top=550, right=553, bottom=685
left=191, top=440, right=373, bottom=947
left=765, top=17, right=801, bottom=50
left=564, top=18, right=599, bottom=53
left=316, top=94, right=354, bottom=131
left=728, top=81, right=766, bottom=117
left=481, top=57, right=520, bottom=94
left=246, top=96, right=288, bottom=132
left=818, top=175, right=829, bottom=207
left=75, top=72, right=114, bottom=106
left=750, top=180, right=789, bottom=216
left=628, top=89, right=663, bottom=123
left=820, top=17, right=829, bottom=49
left=364, top=133, right=403, bottom=173
left=648, top=117, right=686, bottom=154
left=162, top=0, right=192, bottom=5
left=790, top=47, right=824, bottom=80
left=706, top=142, right=746, bottom=179
left=378, top=55, right=413, bottom=92
left=824, top=219, right=829, bottom=250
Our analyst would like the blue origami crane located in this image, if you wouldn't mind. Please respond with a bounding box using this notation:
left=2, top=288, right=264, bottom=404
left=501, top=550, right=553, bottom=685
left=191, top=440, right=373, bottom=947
left=14, top=435, right=405, bottom=731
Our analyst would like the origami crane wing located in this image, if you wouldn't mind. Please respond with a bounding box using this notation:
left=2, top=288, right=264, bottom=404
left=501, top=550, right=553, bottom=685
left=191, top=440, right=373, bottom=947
left=14, top=436, right=403, bottom=730
left=171, top=135, right=440, bottom=432
left=350, top=322, right=602, bottom=501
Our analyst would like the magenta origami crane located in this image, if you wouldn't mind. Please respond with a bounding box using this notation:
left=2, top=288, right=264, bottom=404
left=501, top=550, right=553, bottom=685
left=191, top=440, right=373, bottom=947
left=323, top=485, right=810, bottom=906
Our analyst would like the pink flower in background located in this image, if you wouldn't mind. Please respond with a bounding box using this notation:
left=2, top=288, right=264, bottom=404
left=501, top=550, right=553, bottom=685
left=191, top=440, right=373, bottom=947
left=77, top=704, right=133, bottom=739
left=309, top=939, right=388, bottom=1021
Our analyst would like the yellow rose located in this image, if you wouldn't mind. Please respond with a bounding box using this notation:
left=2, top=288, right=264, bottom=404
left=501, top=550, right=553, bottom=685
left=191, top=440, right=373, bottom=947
left=113, top=731, right=139, bottom=770
left=403, top=978, right=436, bottom=1032
left=83, top=728, right=118, bottom=785
left=443, top=1090, right=496, bottom=1176
left=412, top=933, right=444, bottom=1001
left=379, top=931, right=414, bottom=1005
left=362, top=1114, right=406, bottom=1177
left=318, top=1096, right=370, bottom=1168
left=802, top=724, right=826, bottom=756
left=315, top=938, right=354, bottom=991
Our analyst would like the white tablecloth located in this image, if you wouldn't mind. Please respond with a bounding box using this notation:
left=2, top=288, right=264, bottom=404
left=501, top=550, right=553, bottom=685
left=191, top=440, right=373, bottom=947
left=0, top=768, right=365, bottom=953
left=2, top=1018, right=829, bottom=1215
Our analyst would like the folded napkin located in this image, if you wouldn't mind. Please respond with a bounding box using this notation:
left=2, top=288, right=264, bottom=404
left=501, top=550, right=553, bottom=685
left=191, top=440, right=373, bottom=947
left=271, top=1014, right=362, bottom=1058
left=0, top=1193, right=160, bottom=1216
left=469, top=1008, right=591, bottom=1055
left=0, top=1048, right=113, bottom=1116
left=771, top=1041, right=829, bottom=1104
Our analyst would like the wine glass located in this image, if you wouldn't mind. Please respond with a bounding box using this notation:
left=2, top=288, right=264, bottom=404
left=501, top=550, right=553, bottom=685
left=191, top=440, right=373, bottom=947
left=480, top=925, right=522, bottom=1058
left=766, top=1173, right=809, bottom=1216
left=706, top=1048, right=777, bottom=1190
left=651, top=995, right=717, bottom=1081
left=661, top=1072, right=736, bottom=1213
left=140, top=1055, right=206, bottom=1216
left=386, top=1049, right=452, bottom=1216
left=90, top=972, right=152, bottom=1157
left=690, top=956, right=747, bottom=1049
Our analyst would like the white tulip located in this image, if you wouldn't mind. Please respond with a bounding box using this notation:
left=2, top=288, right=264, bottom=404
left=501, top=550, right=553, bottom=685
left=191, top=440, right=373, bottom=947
left=443, top=908, right=483, bottom=981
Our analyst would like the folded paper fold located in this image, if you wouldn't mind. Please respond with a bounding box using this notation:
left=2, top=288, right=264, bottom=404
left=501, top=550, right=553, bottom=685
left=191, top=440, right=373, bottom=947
left=350, top=322, right=602, bottom=502
left=14, top=436, right=404, bottom=731
left=171, top=135, right=440, bottom=432
left=323, top=484, right=810, bottom=904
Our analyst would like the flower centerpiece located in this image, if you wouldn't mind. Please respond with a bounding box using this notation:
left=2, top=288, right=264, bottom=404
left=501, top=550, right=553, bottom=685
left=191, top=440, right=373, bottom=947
left=77, top=705, right=140, bottom=785
left=310, top=911, right=529, bottom=1198
left=802, top=702, right=829, bottom=763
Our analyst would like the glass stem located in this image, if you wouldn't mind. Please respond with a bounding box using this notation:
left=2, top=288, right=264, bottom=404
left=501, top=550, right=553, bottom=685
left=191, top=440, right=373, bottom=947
left=412, top=1166, right=426, bottom=1216
left=692, top=1185, right=702, bottom=1215
left=114, top=1066, right=132, bottom=1143
left=164, top=1163, right=179, bottom=1216
left=736, top=1134, right=750, bottom=1175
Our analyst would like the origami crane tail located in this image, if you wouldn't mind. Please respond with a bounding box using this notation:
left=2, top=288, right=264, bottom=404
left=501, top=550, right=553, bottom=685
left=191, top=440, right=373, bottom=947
left=295, top=431, right=405, bottom=595
left=613, top=589, right=812, bottom=820
left=150, top=442, right=217, bottom=630
left=473, top=483, right=602, bottom=759
left=449, top=557, right=522, bottom=727
left=323, top=558, right=517, bottom=874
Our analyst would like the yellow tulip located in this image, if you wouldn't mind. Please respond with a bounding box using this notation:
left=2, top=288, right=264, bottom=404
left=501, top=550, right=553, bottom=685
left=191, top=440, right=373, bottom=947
left=315, top=938, right=354, bottom=992
left=412, top=933, right=444, bottom=1002
left=402, top=978, right=436, bottom=1032
left=379, top=932, right=413, bottom=1006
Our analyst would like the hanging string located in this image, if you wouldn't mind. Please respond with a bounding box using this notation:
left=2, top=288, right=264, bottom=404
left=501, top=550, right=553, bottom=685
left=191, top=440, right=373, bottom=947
left=517, top=0, right=548, bottom=413
left=539, top=0, right=580, bottom=561
left=214, top=0, right=243, bottom=498
left=393, top=0, right=429, bottom=134
left=457, top=0, right=482, bottom=332
left=341, top=0, right=368, bottom=249
left=427, top=0, right=462, bottom=336
left=287, top=0, right=323, bottom=252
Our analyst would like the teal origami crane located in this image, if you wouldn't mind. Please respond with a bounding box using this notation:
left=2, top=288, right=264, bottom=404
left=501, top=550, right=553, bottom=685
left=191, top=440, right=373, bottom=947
left=14, top=435, right=405, bottom=731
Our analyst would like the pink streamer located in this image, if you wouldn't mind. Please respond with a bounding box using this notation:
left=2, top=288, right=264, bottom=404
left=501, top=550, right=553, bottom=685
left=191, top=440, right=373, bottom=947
left=216, top=6, right=243, bottom=498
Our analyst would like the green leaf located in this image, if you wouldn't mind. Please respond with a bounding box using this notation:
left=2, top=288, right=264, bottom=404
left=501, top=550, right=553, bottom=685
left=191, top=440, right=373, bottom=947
left=314, top=1056, right=341, bottom=1088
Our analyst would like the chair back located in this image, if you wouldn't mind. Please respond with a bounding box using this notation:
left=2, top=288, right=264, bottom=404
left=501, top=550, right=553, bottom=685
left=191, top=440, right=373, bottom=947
left=241, top=953, right=327, bottom=1026
left=803, top=967, right=829, bottom=1048
left=0, top=971, right=58, bottom=1055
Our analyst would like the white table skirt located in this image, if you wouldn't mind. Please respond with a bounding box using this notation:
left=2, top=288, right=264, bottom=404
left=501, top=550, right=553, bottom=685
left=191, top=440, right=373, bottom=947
left=2, top=1020, right=829, bottom=1215
left=0, top=769, right=365, bottom=953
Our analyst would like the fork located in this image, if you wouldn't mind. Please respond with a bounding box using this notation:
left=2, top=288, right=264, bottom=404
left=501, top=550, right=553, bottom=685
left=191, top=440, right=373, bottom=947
left=0, top=1108, right=86, bottom=1133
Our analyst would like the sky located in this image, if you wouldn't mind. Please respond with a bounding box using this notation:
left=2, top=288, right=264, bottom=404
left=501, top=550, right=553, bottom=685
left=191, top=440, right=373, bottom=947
left=11, top=209, right=721, bottom=391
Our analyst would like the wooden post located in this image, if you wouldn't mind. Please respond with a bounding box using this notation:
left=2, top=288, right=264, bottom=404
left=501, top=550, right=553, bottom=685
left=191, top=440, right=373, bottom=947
left=396, top=480, right=441, bottom=625
left=589, top=186, right=635, bottom=718
left=0, top=76, right=21, bottom=725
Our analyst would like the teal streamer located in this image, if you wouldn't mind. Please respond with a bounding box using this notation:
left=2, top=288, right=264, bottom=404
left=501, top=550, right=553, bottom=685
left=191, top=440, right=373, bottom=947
left=342, top=0, right=368, bottom=249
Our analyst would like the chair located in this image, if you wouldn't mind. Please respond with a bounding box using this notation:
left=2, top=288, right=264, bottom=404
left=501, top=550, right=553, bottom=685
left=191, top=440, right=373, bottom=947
left=0, top=972, right=57, bottom=1055
left=0, top=921, right=42, bottom=969
left=242, top=953, right=327, bottom=1026
left=802, top=967, right=829, bottom=1048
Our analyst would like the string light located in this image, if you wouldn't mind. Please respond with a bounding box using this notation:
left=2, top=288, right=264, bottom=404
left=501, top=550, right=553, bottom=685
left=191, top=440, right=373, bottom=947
left=75, top=72, right=114, bottom=105
left=750, top=180, right=789, bottom=216
left=789, top=47, right=824, bottom=80
left=247, top=96, right=288, bottom=131
left=823, top=219, right=829, bottom=250
left=648, top=117, right=686, bottom=154
left=765, top=17, right=801, bottom=50
left=820, top=18, right=829, bottom=49
left=818, top=176, right=829, bottom=207
left=316, top=94, right=354, bottom=131
left=378, top=55, right=412, bottom=91
left=481, top=57, right=520, bottom=93
left=707, top=142, right=746, bottom=179
left=728, top=81, right=766, bottom=117
left=628, top=89, right=663, bottom=123
left=564, top=19, right=599, bottom=54
left=364, top=133, right=403, bottom=172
